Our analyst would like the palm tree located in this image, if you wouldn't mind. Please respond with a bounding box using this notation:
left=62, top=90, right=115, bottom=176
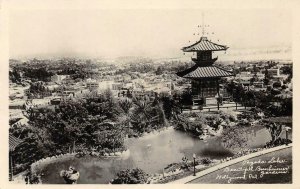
left=266, top=123, right=283, bottom=142
left=129, top=97, right=165, bottom=133
left=118, top=98, right=133, bottom=114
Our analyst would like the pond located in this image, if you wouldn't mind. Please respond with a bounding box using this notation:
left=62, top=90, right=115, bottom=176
left=39, top=126, right=272, bottom=184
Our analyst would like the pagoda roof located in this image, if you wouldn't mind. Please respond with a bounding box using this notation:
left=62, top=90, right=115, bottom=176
left=182, top=37, right=228, bottom=52
left=177, top=65, right=234, bottom=79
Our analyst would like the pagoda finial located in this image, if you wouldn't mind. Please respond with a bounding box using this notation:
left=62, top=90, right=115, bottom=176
left=198, top=13, right=209, bottom=37
left=202, top=13, right=205, bottom=36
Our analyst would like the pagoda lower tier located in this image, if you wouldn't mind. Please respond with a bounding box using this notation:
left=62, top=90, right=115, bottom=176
left=177, top=65, right=234, bottom=106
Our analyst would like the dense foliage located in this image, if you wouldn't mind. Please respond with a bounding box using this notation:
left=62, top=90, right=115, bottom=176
left=226, top=81, right=292, bottom=116
left=9, top=69, right=22, bottom=83
left=174, top=111, right=237, bottom=137
left=10, top=90, right=167, bottom=174
left=23, top=67, right=54, bottom=82
left=111, top=168, right=149, bottom=184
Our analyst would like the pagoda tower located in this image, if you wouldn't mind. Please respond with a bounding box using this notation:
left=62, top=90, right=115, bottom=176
left=177, top=35, right=234, bottom=107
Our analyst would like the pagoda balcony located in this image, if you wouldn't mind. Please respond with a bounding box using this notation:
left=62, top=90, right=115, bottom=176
left=192, top=57, right=218, bottom=65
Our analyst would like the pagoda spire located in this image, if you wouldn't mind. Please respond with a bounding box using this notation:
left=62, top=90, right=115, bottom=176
left=202, top=13, right=205, bottom=36
left=199, top=13, right=209, bottom=37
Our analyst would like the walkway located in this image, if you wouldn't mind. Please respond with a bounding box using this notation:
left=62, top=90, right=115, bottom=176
left=169, top=144, right=292, bottom=184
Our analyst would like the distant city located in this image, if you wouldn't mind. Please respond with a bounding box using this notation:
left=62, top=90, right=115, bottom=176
left=9, top=56, right=292, bottom=114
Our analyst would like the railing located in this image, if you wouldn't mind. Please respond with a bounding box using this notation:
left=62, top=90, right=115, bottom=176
left=181, top=103, right=252, bottom=113
left=202, top=105, right=247, bottom=112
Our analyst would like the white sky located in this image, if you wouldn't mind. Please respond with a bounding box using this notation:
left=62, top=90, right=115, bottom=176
left=9, top=9, right=292, bottom=59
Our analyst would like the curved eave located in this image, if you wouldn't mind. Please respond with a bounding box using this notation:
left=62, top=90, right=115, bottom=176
left=182, top=46, right=229, bottom=52
left=182, top=37, right=229, bottom=52
left=183, top=74, right=234, bottom=79
left=9, top=134, right=23, bottom=152
left=179, top=66, right=235, bottom=79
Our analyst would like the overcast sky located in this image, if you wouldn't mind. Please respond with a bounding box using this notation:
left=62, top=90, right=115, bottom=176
left=9, top=9, right=292, bottom=59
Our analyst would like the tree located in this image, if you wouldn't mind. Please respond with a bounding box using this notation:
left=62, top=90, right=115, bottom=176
left=281, top=65, right=292, bottom=76
left=155, top=66, right=163, bottom=75
left=180, top=88, right=193, bottom=106
left=9, top=69, right=22, bottom=83
left=252, top=64, right=259, bottom=73
left=13, top=135, right=45, bottom=165
left=264, top=68, right=271, bottom=85
left=118, top=98, right=133, bottom=114
left=130, top=98, right=166, bottom=133
left=273, top=81, right=281, bottom=88
left=160, top=96, right=180, bottom=120
left=250, top=73, right=258, bottom=85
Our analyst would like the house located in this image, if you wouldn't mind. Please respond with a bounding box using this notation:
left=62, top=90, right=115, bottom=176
left=9, top=100, right=25, bottom=109
left=11, top=117, right=29, bottom=127
left=268, top=68, right=280, bottom=77
left=86, top=82, right=99, bottom=91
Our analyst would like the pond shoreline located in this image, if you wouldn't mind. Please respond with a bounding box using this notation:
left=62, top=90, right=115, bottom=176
left=128, top=126, right=174, bottom=140
left=30, top=149, right=131, bottom=178
left=26, top=124, right=273, bottom=184
left=29, top=127, right=175, bottom=176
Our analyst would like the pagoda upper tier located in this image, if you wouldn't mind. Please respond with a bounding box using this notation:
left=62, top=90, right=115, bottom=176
left=177, top=35, right=233, bottom=79
left=182, top=37, right=228, bottom=52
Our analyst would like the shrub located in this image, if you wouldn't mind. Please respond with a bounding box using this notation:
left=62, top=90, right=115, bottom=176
left=111, top=168, right=149, bottom=184
left=265, top=138, right=292, bottom=148
left=220, top=126, right=249, bottom=152
left=199, top=157, right=212, bottom=165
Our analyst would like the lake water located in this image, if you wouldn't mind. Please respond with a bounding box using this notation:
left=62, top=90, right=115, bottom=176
left=39, top=127, right=272, bottom=184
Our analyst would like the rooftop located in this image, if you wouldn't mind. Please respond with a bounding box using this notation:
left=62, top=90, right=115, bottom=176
left=9, top=134, right=23, bottom=152
left=177, top=65, right=234, bottom=79
left=182, top=37, right=228, bottom=52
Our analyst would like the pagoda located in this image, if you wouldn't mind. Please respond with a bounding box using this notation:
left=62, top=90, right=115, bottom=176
left=177, top=34, right=234, bottom=107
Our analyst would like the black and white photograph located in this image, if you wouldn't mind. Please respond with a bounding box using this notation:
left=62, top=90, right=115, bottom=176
left=4, top=1, right=296, bottom=185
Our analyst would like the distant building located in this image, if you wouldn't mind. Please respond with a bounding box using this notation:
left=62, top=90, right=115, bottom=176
left=62, top=77, right=75, bottom=84
left=46, top=84, right=60, bottom=91
left=11, top=117, right=29, bottom=127
left=256, top=73, right=265, bottom=80
left=60, top=91, right=75, bottom=99
left=86, top=82, right=99, bottom=91
left=268, top=68, right=280, bottom=77
left=50, top=98, right=61, bottom=105
left=236, top=72, right=252, bottom=81
left=166, top=82, right=175, bottom=90
left=112, top=83, right=123, bottom=90
left=31, top=98, right=51, bottom=106
left=253, top=81, right=264, bottom=88
left=9, top=100, right=25, bottom=109
left=51, top=74, right=70, bottom=83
